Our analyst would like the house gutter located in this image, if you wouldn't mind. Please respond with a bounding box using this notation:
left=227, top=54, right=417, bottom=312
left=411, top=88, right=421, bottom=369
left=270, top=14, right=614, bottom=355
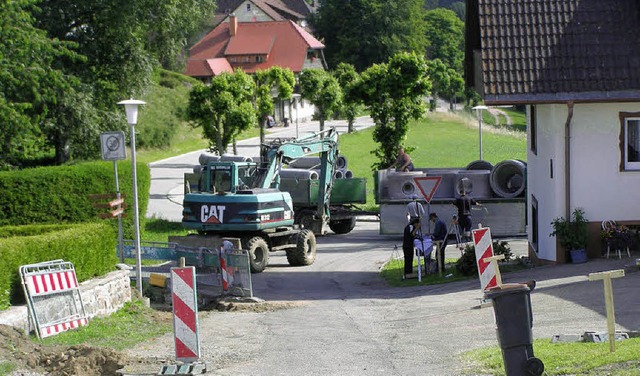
left=564, top=101, right=574, bottom=219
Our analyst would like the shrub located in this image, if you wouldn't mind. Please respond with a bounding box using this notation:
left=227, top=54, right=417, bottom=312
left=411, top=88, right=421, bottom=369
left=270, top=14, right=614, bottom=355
left=0, top=161, right=150, bottom=239
left=454, top=240, right=514, bottom=276
left=0, top=223, right=117, bottom=309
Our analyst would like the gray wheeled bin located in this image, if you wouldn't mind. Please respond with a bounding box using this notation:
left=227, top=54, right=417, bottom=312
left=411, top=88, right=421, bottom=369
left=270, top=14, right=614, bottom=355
left=485, top=282, right=544, bottom=376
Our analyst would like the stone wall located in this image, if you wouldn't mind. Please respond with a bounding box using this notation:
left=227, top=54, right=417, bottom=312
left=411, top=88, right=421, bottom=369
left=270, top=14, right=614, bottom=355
left=0, top=268, right=131, bottom=334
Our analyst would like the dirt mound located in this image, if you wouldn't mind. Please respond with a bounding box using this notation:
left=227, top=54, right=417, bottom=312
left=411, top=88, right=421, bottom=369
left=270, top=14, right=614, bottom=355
left=0, top=325, right=129, bottom=376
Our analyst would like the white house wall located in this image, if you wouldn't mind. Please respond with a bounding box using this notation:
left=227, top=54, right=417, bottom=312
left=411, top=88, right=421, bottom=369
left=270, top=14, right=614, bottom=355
left=230, top=1, right=274, bottom=22
left=528, top=102, right=640, bottom=262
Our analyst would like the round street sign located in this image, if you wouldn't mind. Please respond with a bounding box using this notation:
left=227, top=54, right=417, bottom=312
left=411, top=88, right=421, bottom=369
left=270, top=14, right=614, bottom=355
left=100, top=131, right=126, bottom=161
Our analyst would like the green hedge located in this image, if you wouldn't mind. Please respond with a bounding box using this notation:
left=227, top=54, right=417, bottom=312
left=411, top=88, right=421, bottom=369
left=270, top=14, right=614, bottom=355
left=0, top=160, right=150, bottom=239
left=0, top=223, right=118, bottom=310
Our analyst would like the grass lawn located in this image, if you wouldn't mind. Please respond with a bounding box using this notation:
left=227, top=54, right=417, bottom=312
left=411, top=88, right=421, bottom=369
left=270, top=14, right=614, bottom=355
left=461, top=337, right=640, bottom=375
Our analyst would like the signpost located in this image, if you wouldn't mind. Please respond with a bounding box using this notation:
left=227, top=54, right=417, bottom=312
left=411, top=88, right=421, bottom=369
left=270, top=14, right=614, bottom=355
left=100, top=131, right=127, bottom=262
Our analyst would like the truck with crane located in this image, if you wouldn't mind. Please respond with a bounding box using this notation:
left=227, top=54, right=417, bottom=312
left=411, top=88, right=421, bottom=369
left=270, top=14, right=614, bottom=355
left=180, top=128, right=366, bottom=272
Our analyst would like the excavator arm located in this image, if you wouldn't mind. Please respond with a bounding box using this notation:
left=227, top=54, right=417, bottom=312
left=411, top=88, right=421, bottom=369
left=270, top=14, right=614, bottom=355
left=258, top=128, right=339, bottom=233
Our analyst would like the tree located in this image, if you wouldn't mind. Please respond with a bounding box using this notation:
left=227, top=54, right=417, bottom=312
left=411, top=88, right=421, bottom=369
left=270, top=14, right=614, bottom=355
left=186, top=70, right=257, bottom=155
left=253, top=67, right=296, bottom=146
left=332, top=63, right=361, bottom=133
left=445, top=68, right=465, bottom=110
left=426, top=59, right=450, bottom=110
left=352, top=52, right=431, bottom=170
left=310, top=0, right=428, bottom=71
left=28, top=0, right=217, bottom=163
left=0, top=0, right=83, bottom=167
left=424, top=8, right=465, bottom=73
left=299, top=69, right=342, bottom=132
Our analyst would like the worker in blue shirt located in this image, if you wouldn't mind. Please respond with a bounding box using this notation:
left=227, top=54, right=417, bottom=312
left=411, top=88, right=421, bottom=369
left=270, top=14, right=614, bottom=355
left=429, top=212, right=447, bottom=272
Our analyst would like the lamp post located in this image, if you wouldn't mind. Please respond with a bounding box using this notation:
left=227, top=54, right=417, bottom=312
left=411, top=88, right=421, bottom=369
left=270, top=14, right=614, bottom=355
left=117, top=99, right=146, bottom=295
left=292, top=93, right=301, bottom=139
left=473, top=105, right=489, bottom=160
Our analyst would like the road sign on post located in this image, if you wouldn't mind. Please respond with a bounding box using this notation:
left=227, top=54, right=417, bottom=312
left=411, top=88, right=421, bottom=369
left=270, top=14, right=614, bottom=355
left=100, top=131, right=126, bottom=161
left=413, top=176, right=442, bottom=204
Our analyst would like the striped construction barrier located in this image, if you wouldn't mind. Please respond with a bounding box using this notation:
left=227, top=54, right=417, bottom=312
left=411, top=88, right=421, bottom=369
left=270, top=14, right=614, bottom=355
left=472, top=227, right=498, bottom=291
left=171, top=267, right=201, bottom=362
left=20, top=260, right=88, bottom=339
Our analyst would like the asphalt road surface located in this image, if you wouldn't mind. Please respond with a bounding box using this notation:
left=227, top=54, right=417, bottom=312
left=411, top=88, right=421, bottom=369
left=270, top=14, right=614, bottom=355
left=125, top=218, right=640, bottom=376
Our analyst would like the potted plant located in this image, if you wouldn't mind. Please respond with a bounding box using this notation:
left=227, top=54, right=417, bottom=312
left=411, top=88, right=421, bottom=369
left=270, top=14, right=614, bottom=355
left=550, top=208, right=589, bottom=263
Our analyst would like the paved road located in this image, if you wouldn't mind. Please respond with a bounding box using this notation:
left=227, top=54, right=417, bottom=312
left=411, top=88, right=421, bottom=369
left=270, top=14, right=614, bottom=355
left=146, top=117, right=376, bottom=222
left=126, top=218, right=639, bottom=375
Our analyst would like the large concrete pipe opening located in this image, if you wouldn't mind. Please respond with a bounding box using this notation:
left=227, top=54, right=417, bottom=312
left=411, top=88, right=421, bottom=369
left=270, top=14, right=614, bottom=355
left=490, top=160, right=527, bottom=198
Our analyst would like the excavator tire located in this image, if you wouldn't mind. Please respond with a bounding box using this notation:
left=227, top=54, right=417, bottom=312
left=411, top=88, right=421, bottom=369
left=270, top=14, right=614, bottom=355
left=244, top=236, right=270, bottom=273
left=286, top=229, right=316, bottom=266
left=328, top=217, right=356, bottom=234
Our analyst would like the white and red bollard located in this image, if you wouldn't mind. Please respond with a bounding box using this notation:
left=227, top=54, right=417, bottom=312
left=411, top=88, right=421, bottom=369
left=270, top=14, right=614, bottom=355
left=170, top=266, right=201, bottom=362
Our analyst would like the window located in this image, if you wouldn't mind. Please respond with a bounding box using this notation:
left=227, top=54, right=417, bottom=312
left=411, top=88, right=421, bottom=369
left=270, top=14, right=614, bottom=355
left=256, top=55, right=263, bottom=63
left=620, top=112, right=640, bottom=171
left=531, top=195, right=539, bottom=252
left=246, top=3, right=251, bottom=11
left=242, top=56, right=250, bottom=63
left=529, top=105, right=537, bottom=155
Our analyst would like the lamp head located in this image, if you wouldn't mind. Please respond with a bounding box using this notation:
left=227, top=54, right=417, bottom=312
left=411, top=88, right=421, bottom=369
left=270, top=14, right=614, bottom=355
left=117, top=99, right=146, bottom=125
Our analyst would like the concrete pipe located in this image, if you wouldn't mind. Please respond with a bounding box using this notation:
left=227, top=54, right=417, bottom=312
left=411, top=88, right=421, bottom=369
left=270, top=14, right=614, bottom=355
left=490, top=160, right=527, bottom=198
left=289, top=155, right=348, bottom=170
left=333, top=170, right=344, bottom=179
left=198, top=153, right=220, bottom=165
left=426, top=169, right=460, bottom=199
left=344, top=170, right=353, bottom=179
left=466, top=160, right=494, bottom=171
left=193, top=165, right=203, bottom=174
left=220, top=154, right=253, bottom=162
left=289, top=157, right=321, bottom=169
left=279, top=168, right=319, bottom=180
left=455, top=170, right=492, bottom=199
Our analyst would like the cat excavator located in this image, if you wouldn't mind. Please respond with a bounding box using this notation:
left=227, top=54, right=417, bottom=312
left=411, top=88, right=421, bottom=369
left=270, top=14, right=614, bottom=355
left=181, top=128, right=340, bottom=272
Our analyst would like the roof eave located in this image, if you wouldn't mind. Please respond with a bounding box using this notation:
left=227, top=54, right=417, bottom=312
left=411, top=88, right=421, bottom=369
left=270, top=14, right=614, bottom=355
left=484, top=90, right=640, bottom=105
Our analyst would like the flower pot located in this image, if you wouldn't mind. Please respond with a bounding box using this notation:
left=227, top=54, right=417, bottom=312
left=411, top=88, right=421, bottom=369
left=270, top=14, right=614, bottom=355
left=570, top=248, right=587, bottom=264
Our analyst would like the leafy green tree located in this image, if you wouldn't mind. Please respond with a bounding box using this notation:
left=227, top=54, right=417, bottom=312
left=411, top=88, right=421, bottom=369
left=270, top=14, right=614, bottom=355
left=186, top=70, right=257, bottom=155
left=310, top=0, right=428, bottom=71
left=299, top=69, right=342, bottom=132
left=426, top=59, right=450, bottom=109
left=424, top=8, right=465, bottom=73
left=445, top=68, right=465, bottom=110
left=352, top=52, right=431, bottom=170
left=253, top=67, right=296, bottom=146
left=0, top=0, right=83, bottom=166
left=332, top=63, right=361, bottom=133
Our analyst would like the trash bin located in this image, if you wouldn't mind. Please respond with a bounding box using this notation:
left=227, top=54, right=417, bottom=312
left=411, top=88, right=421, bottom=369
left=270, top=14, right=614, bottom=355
left=484, top=282, right=544, bottom=376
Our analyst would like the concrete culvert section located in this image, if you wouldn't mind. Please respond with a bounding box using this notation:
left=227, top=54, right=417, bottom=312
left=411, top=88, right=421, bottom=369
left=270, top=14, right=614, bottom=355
left=490, top=159, right=527, bottom=198
left=280, top=168, right=319, bottom=180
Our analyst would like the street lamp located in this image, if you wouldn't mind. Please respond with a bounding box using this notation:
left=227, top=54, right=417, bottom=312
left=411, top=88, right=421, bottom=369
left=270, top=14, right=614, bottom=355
left=292, top=94, right=301, bottom=139
left=473, top=105, right=488, bottom=160
left=117, top=99, right=146, bottom=295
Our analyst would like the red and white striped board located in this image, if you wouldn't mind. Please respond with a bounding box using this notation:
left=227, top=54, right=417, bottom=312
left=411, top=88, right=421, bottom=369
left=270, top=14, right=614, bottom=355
left=472, top=227, right=498, bottom=291
left=171, top=266, right=201, bottom=362
left=19, top=260, right=89, bottom=339
left=220, top=257, right=234, bottom=291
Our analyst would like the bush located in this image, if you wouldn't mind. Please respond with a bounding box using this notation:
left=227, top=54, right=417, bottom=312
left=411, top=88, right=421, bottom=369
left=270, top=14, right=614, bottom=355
left=0, top=223, right=118, bottom=309
left=0, top=161, right=150, bottom=239
left=454, top=240, right=514, bottom=276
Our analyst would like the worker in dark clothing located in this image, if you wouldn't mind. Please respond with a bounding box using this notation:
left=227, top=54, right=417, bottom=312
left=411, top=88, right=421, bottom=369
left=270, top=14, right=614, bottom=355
left=429, top=212, right=447, bottom=272
left=454, top=184, right=481, bottom=240
left=402, top=216, right=420, bottom=277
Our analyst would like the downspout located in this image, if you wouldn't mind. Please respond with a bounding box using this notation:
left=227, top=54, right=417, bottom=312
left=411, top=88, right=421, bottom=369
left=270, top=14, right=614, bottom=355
left=564, top=102, right=574, bottom=219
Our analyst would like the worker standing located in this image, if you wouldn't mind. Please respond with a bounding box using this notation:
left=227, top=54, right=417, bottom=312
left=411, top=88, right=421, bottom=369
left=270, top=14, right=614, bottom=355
left=402, top=217, right=421, bottom=278
left=406, top=194, right=425, bottom=224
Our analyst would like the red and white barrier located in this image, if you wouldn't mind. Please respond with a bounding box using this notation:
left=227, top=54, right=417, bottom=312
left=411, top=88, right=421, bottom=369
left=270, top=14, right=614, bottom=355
left=171, top=267, right=201, bottom=362
left=472, top=227, right=498, bottom=291
left=220, top=257, right=234, bottom=291
left=26, top=270, right=78, bottom=296
left=20, top=261, right=89, bottom=339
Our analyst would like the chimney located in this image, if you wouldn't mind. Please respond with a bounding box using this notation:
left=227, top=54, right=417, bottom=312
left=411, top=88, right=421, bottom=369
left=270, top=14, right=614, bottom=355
left=230, top=14, right=238, bottom=36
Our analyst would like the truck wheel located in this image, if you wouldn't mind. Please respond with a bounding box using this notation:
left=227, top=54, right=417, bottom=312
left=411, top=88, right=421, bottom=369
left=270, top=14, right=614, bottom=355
left=287, top=229, right=316, bottom=266
left=295, top=210, right=316, bottom=231
left=328, top=217, right=356, bottom=234
left=245, top=237, right=270, bottom=273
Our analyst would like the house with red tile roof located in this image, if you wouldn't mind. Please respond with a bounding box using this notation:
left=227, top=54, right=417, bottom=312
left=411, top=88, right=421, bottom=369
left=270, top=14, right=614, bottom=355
left=185, top=15, right=326, bottom=124
left=466, top=0, right=640, bottom=264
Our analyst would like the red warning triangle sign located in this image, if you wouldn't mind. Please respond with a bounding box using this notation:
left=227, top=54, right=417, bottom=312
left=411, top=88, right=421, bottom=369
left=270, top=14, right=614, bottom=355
left=413, top=176, right=442, bottom=204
